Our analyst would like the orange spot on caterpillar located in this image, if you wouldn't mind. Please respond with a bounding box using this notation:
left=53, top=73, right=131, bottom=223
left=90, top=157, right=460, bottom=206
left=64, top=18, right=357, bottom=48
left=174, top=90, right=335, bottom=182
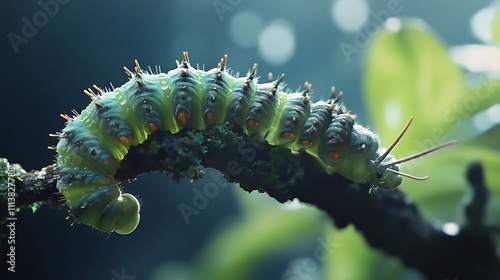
left=102, top=157, right=115, bottom=167
left=181, top=69, right=188, bottom=77
left=204, top=111, right=215, bottom=122
left=119, top=135, right=132, bottom=144
left=328, top=151, right=343, bottom=160
left=281, top=131, right=295, bottom=139
left=300, top=139, right=313, bottom=146
left=177, top=110, right=190, bottom=125
left=246, top=119, right=259, bottom=128
left=146, top=122, right=158, bottom=131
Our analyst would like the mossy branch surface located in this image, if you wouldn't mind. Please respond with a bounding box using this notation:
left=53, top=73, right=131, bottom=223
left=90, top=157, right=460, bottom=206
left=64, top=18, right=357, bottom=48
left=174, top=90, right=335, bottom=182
left=1, top=124, right=499, bottom=279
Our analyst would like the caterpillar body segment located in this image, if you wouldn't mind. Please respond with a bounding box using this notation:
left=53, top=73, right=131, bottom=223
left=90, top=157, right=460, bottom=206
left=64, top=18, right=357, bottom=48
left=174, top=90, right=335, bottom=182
left=270, top=91, right=312, bottom=148
left=298, top=101, right=334, bottom=150
left=201, top=67, right=234, bottom=126
left=245, top=81, right=281, bottom=136
left=224, top=65, right=259, bottom=130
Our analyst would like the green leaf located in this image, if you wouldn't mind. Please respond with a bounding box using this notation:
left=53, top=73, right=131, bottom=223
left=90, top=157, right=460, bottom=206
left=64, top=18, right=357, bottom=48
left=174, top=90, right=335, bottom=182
left=151, top=206, right=325, bottom=280
left=466, top=123, right=500, bottom=151
left=466, top=79, right=500, bottom=118
left=492, top=3, right=500, bottom=45
left=325, top=226, right=407, bottom=280
left=364, top=18, right=468, bottom=155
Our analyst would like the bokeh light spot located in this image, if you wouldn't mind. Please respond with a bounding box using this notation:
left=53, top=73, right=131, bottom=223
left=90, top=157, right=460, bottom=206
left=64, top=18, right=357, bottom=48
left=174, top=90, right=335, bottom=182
left=384, top=100, right=402, bottom=129
left=229, top=11, right=264, bottom=48
left=471, top=7, right=494, bottom=44
left=385, top=17, right=402, bottom=32
left=331, top=0, right=369, bottom=32
left=258, top=20, right=295, bottom=65
left=441, top=223, right=460, bottom=236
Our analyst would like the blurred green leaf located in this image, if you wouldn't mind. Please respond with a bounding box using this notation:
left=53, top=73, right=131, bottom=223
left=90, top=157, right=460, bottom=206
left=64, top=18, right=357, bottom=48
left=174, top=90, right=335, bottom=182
left=153, top=206, right=326, bottom=280
left=492, top=3, right=500, bottom=45
left=325, top=226, right=407, bottom=280
left=466, top=123, right=500, bottom=150
left=195, top=207, right=325, bottom=279
left=364, top=18, right=467, bottom=154
left=466, top=79, right=500, bottom=117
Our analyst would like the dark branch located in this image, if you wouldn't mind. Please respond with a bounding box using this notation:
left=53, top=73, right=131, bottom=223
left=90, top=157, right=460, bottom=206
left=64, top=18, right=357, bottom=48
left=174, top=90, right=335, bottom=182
left=1, top=124, right=499, bottom=279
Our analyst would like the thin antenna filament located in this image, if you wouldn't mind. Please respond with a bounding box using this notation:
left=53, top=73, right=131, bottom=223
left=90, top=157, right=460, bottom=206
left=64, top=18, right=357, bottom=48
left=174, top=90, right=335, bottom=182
left=380, top=140, right=457, bottom=168
left=386, top=168, right=429, bottom=180
left=376, top=117, right=414, bottom=164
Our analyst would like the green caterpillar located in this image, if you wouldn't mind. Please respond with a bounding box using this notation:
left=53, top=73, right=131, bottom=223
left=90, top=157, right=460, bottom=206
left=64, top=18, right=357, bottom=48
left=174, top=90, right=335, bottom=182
left=52, top=52, right=454, bottom=234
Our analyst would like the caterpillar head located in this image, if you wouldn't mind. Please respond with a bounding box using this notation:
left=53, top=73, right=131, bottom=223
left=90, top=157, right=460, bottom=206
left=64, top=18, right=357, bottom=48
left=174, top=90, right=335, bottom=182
left=366, top=153, right=402, bottom=189
left=367, top=117, right=456, bottom=190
